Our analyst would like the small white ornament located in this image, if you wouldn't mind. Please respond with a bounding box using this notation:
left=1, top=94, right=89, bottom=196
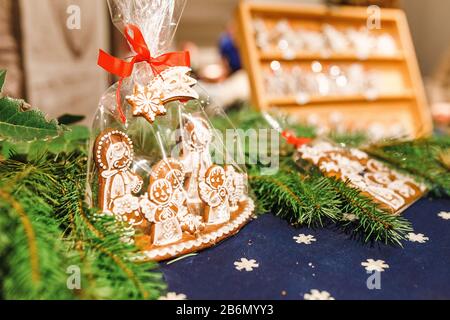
left=158, top=292, right=187, bottom=301
left=293, top=234, right=316, bottom=245
left=407, top=233, right=429, bottom=243
left=361, top=259, right=389, bottom=272
left=438, top=211, right=450, bottom=220
left=234, top=258, right=259, bottom=272
left=304, top=289, right=335, bottom=301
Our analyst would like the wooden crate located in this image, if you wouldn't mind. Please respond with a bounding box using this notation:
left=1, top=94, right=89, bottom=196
left=236, top=2, right=433, bottom=138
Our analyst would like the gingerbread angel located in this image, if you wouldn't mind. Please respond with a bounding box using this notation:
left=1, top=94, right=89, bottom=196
left=140, top=177, right=185, bottom=246
left=179, top=116, right=213, bottom=209
left=147, top=158, right=204, bottom=238
left=94, top=130, right=143, bottom=221
left=199, top=165, right=230, bottom=225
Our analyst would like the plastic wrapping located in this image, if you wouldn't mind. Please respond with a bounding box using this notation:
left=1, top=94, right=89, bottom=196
left=86, top=0, right=253, bottom=261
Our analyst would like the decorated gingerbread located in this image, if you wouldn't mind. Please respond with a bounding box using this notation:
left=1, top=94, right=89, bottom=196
left=126, top=82, right=166, bottom=124
left=199, top=165, right=230, bottom=225
left=159, top=66, right=199, bottom=102
left=179, top=116, right=213, bottom=209
left=126, top=67, right=198, bottom=125
left=150, top=158, right=187, bottom=207
left=140, top=178, right=185, bottom=246
left=149, top=158, right=204, bottom=236
left=225, top=165, right=246, bottom=211
left=94, top=130, right=143, bottom=217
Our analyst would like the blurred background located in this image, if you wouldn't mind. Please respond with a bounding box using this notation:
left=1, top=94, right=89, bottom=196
left=0, top=0, right=449, bottom=130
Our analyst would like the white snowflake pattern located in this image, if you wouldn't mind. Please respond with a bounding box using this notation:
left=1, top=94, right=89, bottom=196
left=304, top=289, right=335, bottom=300
left=234, top=258, right=259, bottom=272
left=407, top=233, right=429, bottom=243
left=293, top=234, right=317, bottom=245
left=158, top=292, right=187, bottom=300
left=361, top=259, right=389, bottom=272
left=126, top=83, right=166, bottom=123
left=342, top=213, right=358, bottom=222
left=438, top=211, right=450, bottom=220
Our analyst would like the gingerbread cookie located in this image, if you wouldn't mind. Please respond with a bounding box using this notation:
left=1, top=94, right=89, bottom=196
left=126, top=82, right=166, bottom=124
left=225, top=165, right=246, bottom=211
left=179, top=116, right=213, bottom=208
left=140, top=178, right=186, bottom=246
left=94, top=130, right=143, bottom=216
left=149, top=158, right=204, bottom=236
left=125, top=67, right=198, bottom=125
left=159, top=66, right=199, bottom=103
left=297, top=142, right=427, bottom=214
left=150, top=158, right=186, bottom=205
left=199, top=165, right=230, bottom=225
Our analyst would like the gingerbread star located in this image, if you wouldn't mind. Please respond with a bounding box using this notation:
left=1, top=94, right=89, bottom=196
left=126, top=83, right=166, bottom=124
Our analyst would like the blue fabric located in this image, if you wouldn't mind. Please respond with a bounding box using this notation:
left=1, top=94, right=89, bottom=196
left=160, top=198, right=450, bottom=300
left=219, top=32, right=242, bottom=73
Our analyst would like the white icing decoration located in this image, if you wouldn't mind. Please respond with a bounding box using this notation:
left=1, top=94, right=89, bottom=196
left=160, top=66, right=199, bottom=101
left=140, top=178, right=184, bottom=246
left=133, top=198, right=254, bottom=260
left=298, top=143, right=424, bottom=212
left=200, top=166, right=230, bottom=225
left=126, top=83, right=166, bottom=123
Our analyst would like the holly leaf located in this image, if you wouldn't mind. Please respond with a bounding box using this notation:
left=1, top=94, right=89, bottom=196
left=0, top=96, right=66, bottom=142
left=0, top=70, right=6, bottom=91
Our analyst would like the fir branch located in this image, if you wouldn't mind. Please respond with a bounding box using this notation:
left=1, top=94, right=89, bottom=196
left=249, top=169, right=342, bottom=226
left=326, top=177, right=412, bottom=246
left=366, top=138, right=450, bottom=196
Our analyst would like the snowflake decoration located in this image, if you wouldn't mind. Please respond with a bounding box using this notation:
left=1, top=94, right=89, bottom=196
left=158, top=292, right=187, bottom=300
left=126, top=83, right=166, bottom=124
left=361, top=259, right=389, bottom=272
left=293, top=234, right=316, bottom=245
left=342, top=213, right=358, bottom=222
left=407, top=232, right=429, bottom=243
left=438, top=211, right=450, bottom=220
left=234, top=258, right=259, bottom=272
left=304, top=289, right=335, bottom=300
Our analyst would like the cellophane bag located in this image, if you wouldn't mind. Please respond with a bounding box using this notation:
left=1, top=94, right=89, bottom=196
left=86, top=0, right=254, bottom=261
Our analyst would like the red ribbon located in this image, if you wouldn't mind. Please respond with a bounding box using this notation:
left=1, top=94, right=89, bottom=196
left=282, top=130, right=312, bottom=148
left=98, top=24, right=191, bottom=123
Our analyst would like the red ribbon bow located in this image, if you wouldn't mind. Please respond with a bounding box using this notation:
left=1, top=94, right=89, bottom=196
left=282, top=130, right=312, bottom=148
left=98, top=24, right=191, bottom=123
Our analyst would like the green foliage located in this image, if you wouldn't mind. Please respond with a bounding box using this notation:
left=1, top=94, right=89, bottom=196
left=249, top=169, right=342, bottom=226
left=0, top=95, right=66, bottom=142
left=0, top=153, right=166, bottom=300
left=325, top=177, right=413, bottom=246
left=0, top=74, right=165, bottom=300
left=211, top=106, right=445, bottom=245
left=366, top=137, right=450, bottom=197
